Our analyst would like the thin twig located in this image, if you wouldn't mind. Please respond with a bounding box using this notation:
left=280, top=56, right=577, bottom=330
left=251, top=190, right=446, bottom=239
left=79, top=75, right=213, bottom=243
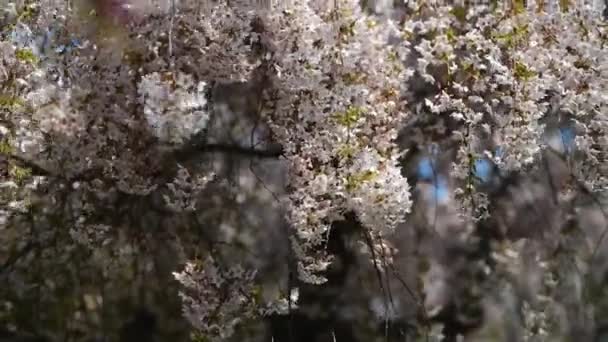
left=390, top=263, right=430, bottom=342
left=361, top=227, right=391, bottom=341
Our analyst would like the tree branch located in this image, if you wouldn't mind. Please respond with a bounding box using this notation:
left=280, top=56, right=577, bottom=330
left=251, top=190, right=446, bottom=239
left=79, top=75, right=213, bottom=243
left=5, top=142, right=283, bottom=182
left=175, top=143, right=284, bottom=162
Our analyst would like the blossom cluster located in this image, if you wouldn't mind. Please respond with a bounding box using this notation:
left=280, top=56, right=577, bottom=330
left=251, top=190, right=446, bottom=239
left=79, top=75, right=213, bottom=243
left=173, top=257, right=259, bottom=341
left=138, top=72, right=209, bottom=144
left=263, top=0, right=413, bottom=283
left=396, top=2, right=608, bottom=222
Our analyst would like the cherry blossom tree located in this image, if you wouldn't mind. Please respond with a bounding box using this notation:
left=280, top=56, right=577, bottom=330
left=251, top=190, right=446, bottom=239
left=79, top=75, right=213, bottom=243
left=1, top=0, right=608, bottom=341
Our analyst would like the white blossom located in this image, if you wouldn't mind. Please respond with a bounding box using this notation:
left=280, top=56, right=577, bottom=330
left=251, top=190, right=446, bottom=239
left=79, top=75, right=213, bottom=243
left=138, top=72, right=209, bottom=144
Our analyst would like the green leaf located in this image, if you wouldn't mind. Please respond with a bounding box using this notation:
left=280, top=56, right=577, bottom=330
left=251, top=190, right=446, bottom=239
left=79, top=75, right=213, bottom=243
left=339, top=20, right=357, bottom=39
left=337, top=144, right=357, bottom=160
left=9, top=163, right=32, bottom=183
left=345, top=170, right=377, bottom=192
left=446, top=27, right=458, bottom=44
left=462, top=62, right=480, bottom=80
left=251, top=285, right=263, bottom=303
left=0, top=138, right=13, bottom=154
left=450, top=6, right=468, bottom=22
left=512, top=0, right=526, bottom=15
left=513, top=61, right=536, bottom=81
left=342, top=72, right=367, bottom=85
left=573, top=58, right=592, bottom=70
left=492, top=24, right=529, bottom=48
left=16, top=2, right=38, bottom=21
left=0, top=95, right=24, bottom=110
left=387, top=50, right=398, bottom=62
left=333, top=106, right=364, bottom=127
left=190, top=332, right=210, bottom=342
left=15, top=48, right=38, bottom=65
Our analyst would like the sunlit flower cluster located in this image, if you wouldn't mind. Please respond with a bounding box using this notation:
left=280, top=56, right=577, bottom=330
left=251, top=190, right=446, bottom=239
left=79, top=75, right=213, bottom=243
left=398, top=2, right=608, bottom=220
left=138, top=72, right=209, bottom=144
left=263, top=0, right=413, bottom=283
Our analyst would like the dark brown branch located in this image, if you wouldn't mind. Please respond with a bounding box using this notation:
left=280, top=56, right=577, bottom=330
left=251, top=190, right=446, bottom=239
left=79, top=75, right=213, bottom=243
left=5, top=142, right=283, bottom=183
left=175, top=143, right=283, bottom=162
